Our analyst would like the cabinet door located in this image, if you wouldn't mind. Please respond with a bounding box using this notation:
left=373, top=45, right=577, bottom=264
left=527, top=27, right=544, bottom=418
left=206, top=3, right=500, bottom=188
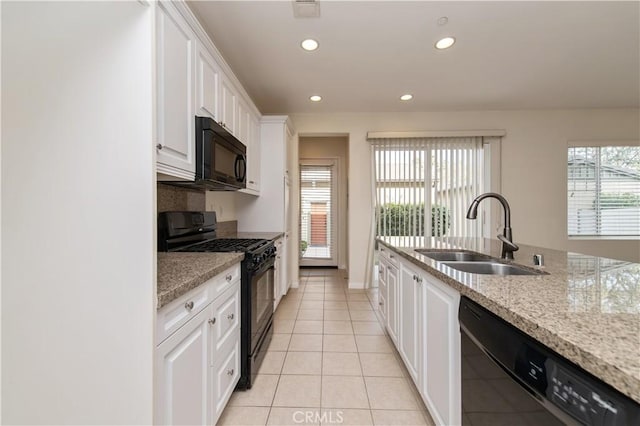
left=274, top=238, right=284, bottom=308
left=212, top=329, right=240, bottom=424
left=220, top=74, right=236, bottom=135
left=386, top=264, right=399, bottom=345
left=211, top=282, right=240, bottom=358
left=423, top=277, right=461, bottom=426
left=156, top=1, right=195, bottom=180
left=377, top=258, right=389, bottom=323
left=195, top=41, right=219, bottom=120
left=399, top=261, right=422, bottom=384
left=155, top=305, right=213, bottom=426
left=244, top=113, right=261, bottom=192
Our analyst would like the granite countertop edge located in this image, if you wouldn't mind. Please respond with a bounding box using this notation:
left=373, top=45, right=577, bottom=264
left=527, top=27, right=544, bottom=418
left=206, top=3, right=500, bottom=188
left=235, top=231, right=285, bottom=241
left=377, top=239, right=640, bottom=404
left=157, top=252, right=245, bottom=309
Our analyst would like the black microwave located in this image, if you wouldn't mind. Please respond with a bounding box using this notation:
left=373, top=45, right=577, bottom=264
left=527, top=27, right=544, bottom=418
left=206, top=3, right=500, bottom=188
left=196, top=116, right=246, bottom=190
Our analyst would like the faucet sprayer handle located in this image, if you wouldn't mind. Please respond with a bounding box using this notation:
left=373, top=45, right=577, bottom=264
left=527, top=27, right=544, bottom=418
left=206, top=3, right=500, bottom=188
left=497, top=234, right=519, bottom=252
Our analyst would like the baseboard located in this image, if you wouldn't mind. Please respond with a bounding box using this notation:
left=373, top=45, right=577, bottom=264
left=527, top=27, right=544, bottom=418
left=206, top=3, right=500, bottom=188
left=348, top=281, right=365, bottom=289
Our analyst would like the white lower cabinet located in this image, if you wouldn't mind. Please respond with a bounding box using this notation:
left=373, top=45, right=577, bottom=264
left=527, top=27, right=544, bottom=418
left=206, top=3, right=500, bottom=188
left=378, top=247, right=461, bottom=426
left=422, top=275, right=461, bottom=426
left=155, top=264, right=241, bottom=426
left=386, top=261, right=399, bottom=345
left=399, top=261, right=423, bottom=385
left=155, top=305, right=212, bottom=426
left=273, top=237, right=287, bottom=309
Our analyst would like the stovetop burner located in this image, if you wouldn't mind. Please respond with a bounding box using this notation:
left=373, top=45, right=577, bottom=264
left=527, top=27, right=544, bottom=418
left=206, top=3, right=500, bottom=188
left=180, top=238, right=269, bottom=253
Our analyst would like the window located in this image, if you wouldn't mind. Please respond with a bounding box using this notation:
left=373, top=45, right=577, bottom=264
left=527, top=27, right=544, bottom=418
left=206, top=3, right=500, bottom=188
left=568, top=146, right=640, bottom=237
left=373, top=137, right=484, bottom=247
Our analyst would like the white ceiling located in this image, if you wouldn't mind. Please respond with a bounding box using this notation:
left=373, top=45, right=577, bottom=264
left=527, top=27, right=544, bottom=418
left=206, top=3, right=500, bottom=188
left=188, top=1, right=640, bottom=114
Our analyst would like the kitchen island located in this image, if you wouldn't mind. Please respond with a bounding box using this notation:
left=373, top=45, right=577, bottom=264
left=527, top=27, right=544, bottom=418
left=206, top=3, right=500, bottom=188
left=377, top=237, right=640, bottom=405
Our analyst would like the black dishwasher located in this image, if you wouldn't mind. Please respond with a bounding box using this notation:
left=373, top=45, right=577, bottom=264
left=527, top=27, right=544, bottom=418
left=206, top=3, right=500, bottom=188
left=459, top=297, right=640, bottom=426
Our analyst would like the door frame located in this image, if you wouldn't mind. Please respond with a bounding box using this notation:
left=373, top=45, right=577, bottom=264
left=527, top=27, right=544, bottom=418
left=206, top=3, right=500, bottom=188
left=299, top=158, right=340, bottom=267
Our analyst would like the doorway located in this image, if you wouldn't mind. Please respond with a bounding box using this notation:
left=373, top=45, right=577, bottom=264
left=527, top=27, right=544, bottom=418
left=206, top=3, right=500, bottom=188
left=300, top=160, right=338, bottom=266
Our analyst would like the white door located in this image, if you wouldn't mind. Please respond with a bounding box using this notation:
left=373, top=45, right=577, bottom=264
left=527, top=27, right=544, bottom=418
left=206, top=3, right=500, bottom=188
left=155, top=305, right=212, bottom=426
left=299, top=160, right=338, bottom=267
left=219, top=75, right=236, bottom=135
left=195, top=40, right=220, bottom=120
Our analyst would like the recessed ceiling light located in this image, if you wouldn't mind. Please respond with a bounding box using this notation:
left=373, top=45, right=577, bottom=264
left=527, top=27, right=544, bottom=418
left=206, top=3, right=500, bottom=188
left=400, top=94, right=413, bottom=101
left=301, top=38, right=319, bottom=51
left=435, top=37, right=456, bottom=50
left=309, top=95, right=322, bottom=102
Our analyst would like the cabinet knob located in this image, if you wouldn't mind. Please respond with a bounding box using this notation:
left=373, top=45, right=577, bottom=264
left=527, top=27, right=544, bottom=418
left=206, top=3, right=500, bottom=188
left=226, top=274, right=233, bottom=281
left=156, top=143, right=163, bottom=150
left=389, top=254, right=395, bottom=259
left=249, top=180, right=255, bottom=184
left=184, top=301, right=194, bottom=311
left=417, top=277, right=423, bottom=284
left=227, top=313, right=234, bottom=321
left=378, top=301, right=383, bottom=306
left=208, top=318, right=216, bottom=325
left=226, top=369, right=234, bottom=376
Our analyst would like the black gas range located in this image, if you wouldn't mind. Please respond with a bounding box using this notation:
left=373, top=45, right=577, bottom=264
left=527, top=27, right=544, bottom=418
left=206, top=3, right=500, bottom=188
left=158, top=211, right=275, bottom=390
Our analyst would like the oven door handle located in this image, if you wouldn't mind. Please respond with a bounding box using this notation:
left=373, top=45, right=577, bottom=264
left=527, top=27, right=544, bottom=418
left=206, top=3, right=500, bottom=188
left=251, top=256, right=275, bottom=276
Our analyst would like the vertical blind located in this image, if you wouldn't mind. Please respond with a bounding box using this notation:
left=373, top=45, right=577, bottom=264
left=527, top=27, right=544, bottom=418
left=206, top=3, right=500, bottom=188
left=372, top=137, right=483, bottom=247
left=568, top=146, right=640, bottom=236
left=300, top=164, right=334, bottom=259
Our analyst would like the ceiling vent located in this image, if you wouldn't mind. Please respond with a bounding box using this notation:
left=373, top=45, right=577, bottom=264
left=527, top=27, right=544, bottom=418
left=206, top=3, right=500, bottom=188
left=293, top=0, right=320, bottom=18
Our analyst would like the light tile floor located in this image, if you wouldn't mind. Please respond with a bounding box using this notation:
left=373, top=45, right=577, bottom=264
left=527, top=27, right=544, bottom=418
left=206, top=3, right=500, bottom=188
left=218, top=268, right=435, bottom=426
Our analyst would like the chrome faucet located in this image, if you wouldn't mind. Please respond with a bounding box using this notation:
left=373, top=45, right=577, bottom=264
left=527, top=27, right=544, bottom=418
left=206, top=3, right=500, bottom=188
left=466, top=193, right=519, bottom=260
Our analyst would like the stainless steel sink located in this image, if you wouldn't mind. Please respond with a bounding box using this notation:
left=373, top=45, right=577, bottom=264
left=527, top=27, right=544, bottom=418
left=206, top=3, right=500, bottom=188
left=415, top=249, right=491, bottom=262
left=442, top=261, right=547, bottom=276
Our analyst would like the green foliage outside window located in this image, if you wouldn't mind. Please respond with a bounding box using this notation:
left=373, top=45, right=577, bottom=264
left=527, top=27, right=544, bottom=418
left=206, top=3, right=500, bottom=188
left=377, top=203, right=450, bottom=237
left=597, top=193, right=640, bottom=209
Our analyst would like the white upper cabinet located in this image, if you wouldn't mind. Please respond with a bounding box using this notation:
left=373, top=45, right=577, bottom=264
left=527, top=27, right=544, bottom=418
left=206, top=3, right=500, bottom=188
left=156, top=0, right=196, bottom=180
left=195, top=41, right=220, bottom=120
left=241, top=111, right=261, bottom=194
left=220, top=74, right=237, bottom=135
left=155, top=0, right=262, bottom=183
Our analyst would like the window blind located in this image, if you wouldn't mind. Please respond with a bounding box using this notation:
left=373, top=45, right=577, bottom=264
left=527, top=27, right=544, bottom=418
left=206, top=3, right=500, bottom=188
left=568, top=146, right=640, bottom=237
left=372, top=137, right=483, bottom=247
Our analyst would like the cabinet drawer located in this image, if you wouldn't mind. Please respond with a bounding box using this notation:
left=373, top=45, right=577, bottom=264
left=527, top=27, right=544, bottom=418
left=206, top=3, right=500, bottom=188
left=211, top=282, right=240, bottom=356
left=156, top=283, right=212, bottom=345
left=379, top=246, right=399, bottom=266
left=210, top=264, right=241, bottom=299
left=213, top=330, right=240, bottom=422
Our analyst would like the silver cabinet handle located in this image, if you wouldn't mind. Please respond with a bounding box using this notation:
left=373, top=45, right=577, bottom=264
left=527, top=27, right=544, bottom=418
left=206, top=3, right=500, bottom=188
left=184, top=301, right=194, bottom=311
left=156, top=143, right=163, bottom=150
left=227, top=313, right=234, bottom=321
left=208, top=318, right=216, bottom=325
left=389, top=254, right=395, bottom=259
left=249, top=180, right=255, bottom=184
left=412, top=275, right=417, bottom=281
left=378, top=302, right=383, bottom=306
left=226, top=274, right=233, bottom=281
left=417, top=277, right=423, bottom=284
left=226, top=369, right=234, bottom=376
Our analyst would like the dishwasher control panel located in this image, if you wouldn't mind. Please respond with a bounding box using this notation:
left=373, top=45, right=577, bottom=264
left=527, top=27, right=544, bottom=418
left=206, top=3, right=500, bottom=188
left=549, top=365, right=630, bottom=426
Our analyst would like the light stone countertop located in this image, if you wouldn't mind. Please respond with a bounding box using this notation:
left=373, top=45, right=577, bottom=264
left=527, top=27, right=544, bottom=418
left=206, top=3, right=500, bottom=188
left=377, top=236, right=640, bottom=403
left=157, top=252, right=244, bottom=309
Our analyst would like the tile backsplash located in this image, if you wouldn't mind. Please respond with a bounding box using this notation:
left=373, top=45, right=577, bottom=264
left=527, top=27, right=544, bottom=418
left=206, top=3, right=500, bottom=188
left=157, top=184, right=205, bottom=212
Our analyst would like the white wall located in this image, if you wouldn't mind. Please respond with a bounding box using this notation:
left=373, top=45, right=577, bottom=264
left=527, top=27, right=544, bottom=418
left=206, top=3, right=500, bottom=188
left=299, top=136, right=349, bottom=270
left=290, top=109, right=640, bottom=287
left=2, top=2, right=154, bottom=424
